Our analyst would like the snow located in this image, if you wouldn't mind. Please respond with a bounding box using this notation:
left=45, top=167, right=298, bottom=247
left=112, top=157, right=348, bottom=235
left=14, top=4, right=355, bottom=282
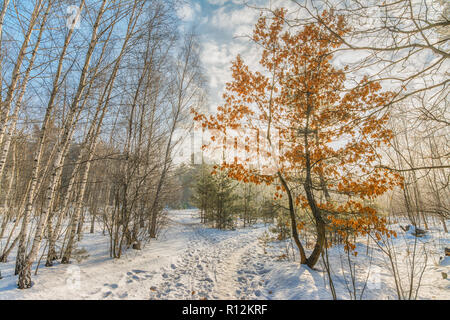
left=440, top=257, right=450, bottom=267
left=263, top=221, right=450, bottom=300
left=0, top=210, right=449, bottom=300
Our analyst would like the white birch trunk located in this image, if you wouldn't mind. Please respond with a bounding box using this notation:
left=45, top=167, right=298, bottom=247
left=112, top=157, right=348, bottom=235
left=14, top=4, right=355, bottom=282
left=0, top=0, right=43, bottom=146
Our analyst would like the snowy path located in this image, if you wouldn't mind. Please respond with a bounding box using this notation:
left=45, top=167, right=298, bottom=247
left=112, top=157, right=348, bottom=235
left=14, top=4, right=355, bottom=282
left=148, top=215, right=268, bottom=300
left=0, top=210, right=271, bottom=300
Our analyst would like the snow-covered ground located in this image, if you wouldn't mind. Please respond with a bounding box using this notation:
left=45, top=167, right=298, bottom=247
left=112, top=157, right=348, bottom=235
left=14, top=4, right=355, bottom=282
left=0, top=210, right=449, bottom=300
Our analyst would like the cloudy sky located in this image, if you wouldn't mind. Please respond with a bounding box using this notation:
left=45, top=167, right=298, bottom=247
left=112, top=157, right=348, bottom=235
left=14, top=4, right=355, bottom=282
left=176, top=0, right=292, bottom=111
left=173, top=0, right=301, bottom=164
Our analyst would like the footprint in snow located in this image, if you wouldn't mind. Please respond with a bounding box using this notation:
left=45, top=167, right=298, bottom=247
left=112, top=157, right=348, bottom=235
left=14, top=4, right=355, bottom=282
left=132, top=269, right=147, bottom=274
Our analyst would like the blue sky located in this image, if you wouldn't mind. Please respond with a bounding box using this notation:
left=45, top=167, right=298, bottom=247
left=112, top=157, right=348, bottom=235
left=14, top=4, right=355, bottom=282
left=172, top=0, right=309, bottom=165
left=176, top=0, right=283, bottom=110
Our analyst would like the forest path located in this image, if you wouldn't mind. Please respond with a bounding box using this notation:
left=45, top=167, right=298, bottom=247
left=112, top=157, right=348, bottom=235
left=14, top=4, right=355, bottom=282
left=148, top=211, right=269, bottom=300
left=0, top=210, right=272, bottom=300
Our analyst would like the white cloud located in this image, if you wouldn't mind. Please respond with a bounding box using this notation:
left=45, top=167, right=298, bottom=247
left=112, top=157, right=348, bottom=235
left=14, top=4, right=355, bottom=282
left=210, top=6, right=258, bottom=36
left=177, top=1, right=202, bottom=22
left=195, top=0, right=302, bottom=110
left=207, top=0, right=245, bottom=5
left=207, top=0, right=229, bottom=5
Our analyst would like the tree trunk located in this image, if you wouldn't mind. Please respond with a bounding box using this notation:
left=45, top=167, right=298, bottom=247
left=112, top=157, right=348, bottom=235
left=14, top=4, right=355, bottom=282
left=277, top=172, right=307, bottom=264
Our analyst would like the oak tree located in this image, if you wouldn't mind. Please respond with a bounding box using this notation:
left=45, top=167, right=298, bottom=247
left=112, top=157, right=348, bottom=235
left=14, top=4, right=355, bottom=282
left=194, top=8, right=402, bottom=268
